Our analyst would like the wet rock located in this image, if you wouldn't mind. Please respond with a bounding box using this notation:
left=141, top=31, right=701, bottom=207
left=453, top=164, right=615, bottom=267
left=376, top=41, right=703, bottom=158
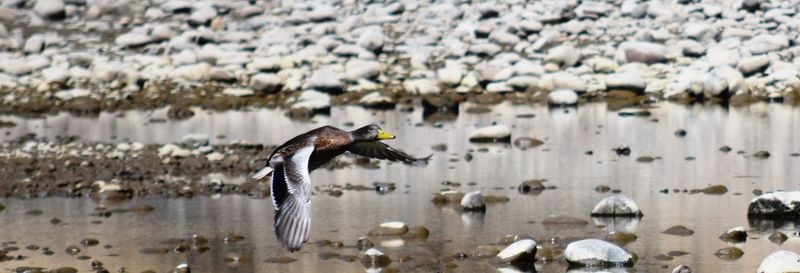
left=719, top=146, right=732, bottom=152
left=768, top=232, right=787, bottom=244
left=250, top=73, right=283, bottom=94
left=65, top=246, right=80, bottom=255
left=518, top=179, right=545, bottom=194
left=513, top=137, right=543, bottom=150
left=368, top=222, right=408, bottom=236
left=564, top=239, right=634, bottom=267
left=714, top=246, right=744, bottom=260
left=472, top=245, right=500, bottom=258
left=81, top=238, right=99, bottom=247
left=172, top=263, right=190, bottom=273
left=158, top=144, right=192, bottom=158
left=264, top=256, right=298, bottom=264
left=432, top=191, right=464, bottom=204
left=663, top=225, right=694, bottom=236
left=605, top=72, right=646, bottom=93
left=494, top=239, right=537, bottom=267
left=361, top=248, right=392, bottom=268
left=703, top=185, right=728, bottom=195
left=51, top=267, right=78, bottom=273
left=748, top=192, right=800, bottom=217
left=672, top=265, right=692, bottom=273
left=547, top=89, right=578, bottom=106
left=356, top=237, right=374, bottom=251
left=595, top=185, right=611, bottom=193
left=590, top=195, right=642, bottom=217
left=675, top=129, right=687, bottom=137
left=469, top=125, right=511, bottom=143
left=719, top=227, right=747, bottom=242
left=753, top=151, right=770, bottom=159
left=542, top=216, right=589, bottom=229
left=545, top=45, right=579, bottom=68
left=358, top=92, right=395, bottom=108
left=636, top=156, right=654, bottom=163
left=403, top=226, right=429, bottom=240
left=757, top=251, right=800, bottom=273
left=460, top=191, right=485, bottom=212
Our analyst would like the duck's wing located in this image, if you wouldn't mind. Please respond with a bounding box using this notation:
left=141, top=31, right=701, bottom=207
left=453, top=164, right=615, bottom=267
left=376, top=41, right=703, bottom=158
left=347, top=141, right=432, bottom=163
left=270, top=145, right=315, bottom=252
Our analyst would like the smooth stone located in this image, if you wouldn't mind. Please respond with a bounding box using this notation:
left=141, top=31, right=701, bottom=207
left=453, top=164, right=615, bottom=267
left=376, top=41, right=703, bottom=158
left=719, top=226, right=747, bottom=242
left=545, top=45, right=579, bottom=68
left=171, top=63, right=211, bottom=82
left=748, top=192, right=800, bottom=216
left=663, top=225, right=694, bottom=236
left=469, top=125, right=511, bottom=143
left=518, top=179, right=545, bottom=193
left=403, top=79, right=440, bottom=94
left=706, top=48, right=740, bottom=67
left=745, top=34, right=789, bottom=54
left=590, top=195, right=642, bottom=217
left=343, top=59, right=381, bottom=82
left=361, top=248, right=392, bottom=268
left=564, top=239, right=634, bottom=267
left=356, top=26, right=384, bottom=52
left=737, top=55, right=770, bottom=76
left=547, top=89, right=578, bottom=106
left=540, top=72, right=585, bottom=92
left=23, top=34, right=45, bottom=53
left=54, top=89, right=91, bottom=100
left=0, top=58, right=33, bottom=76
left=682, top=22, right=718, bottom=42
left=605, top=72, right=646, bottom=93
left=714, top=246, right=744, bottom=260
left=250, top=73, right=283, bottom=94
left=115, top=33, right=153, bottom=48
left=358, top=92, right=395, bottom=108
left=308, top=68, right=343, bottom=93
left=672, top=265, right=693, bottom=273
left=768, top=232, right=787, bottom=244
left=757, top=251, right=800, bottom=273
left=291, top=90, right=330, bottom=111
left=368, top=222, right=408, bottom=236
left=431, top=191, right=465, bottom=204
left=437, top=60, right=463, bottom=86
left=615, top=41, right=668, bottom=64
left=34, top=0, right=65, bottom=20
left=459, top=191, right=486, bottom=211
left=495, top=239, right=537, bottom=266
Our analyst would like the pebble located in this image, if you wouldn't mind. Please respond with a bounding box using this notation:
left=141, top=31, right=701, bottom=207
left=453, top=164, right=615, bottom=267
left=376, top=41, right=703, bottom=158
left=718, top=227, right=747, bottom=242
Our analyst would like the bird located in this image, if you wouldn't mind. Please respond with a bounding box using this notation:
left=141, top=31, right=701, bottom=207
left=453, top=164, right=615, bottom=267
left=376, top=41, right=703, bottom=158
left=251, top=124, right=431, bottom=252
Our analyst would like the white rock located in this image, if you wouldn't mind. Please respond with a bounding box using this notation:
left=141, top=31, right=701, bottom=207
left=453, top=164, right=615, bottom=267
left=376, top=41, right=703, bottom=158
left=380, top=221, right=406, bottom=230
left=745, top=34, right=789, bottom=54
left=591, top=195, right=642, bottom=216
left=308, top=68, right=342, bottom=92
left=222, top=88, right=254, bottom=97
left=496, top=239, right=537, bottom=264
left=468, top=43, right=501, bottom=57
left=748, top=191, right=800, bottom=216
left=545, top=45, right=579, bottom=68
left=171, top=63, right=211, bottom=82
left=548, top=89, right=578, bottom=106
left=250, top=73, right=283, bottom=94
left=682, top=22, right=718, bottom=42
left=54, top=88, right=91, bottom=100
left=679, top=39, right=706, bottom=56
left=33, top=0, right=65, bottom=19
left=756, top=251, right=800, bottom=273
left=486, top=82, right=512, bottom=93
left=189, top=6, right=216, bottom=26
left=171, top=50, right=197, bottom=66
left=42, top=65, right=69, bottom=84
left=540, top=72, right=586, bottom=92
left=403, top=79, right=440, bottom=95
left=358, top=92, right=394, bottom=107
left=181, top=134, right=209, bottom=147
left=564, top=239, right=633, bottom=266
left=615, top=41, right=668, bottom=64
left=490, top=31, right=520, bottom=46
left=291, top=90, right=330, bottom=110
left=161, top=0, right=192, bottom=13
left=469, top=125, right=511, bottom=142
left=706, top=48, right=740, bottom=67
left=115, top=33, right=153, bottom=48
left=308, top=5, right=336, bottom=22
left=506, top=76, right=538, bottom=91
left=0, top=58, right=33, bottom=76
left=460, top=191, right=485, bottom=211
left=605, top=72, right=646, bottom=92
left=206, top=152, right=224, bottom=161
left=437, top=60, right=463, bottom=86
left=357, top=26, right=384, bottom=52
left=344, top=59, right=381, bottom=82
left=513, top=59, right=544, bottom=76
left=23, top=34, right=45, bottom=53
left=158, top=144, right=192, bottom=158
left=672, top=265, right=692, bottom=273
left=737, top=55, right=771, bottom=75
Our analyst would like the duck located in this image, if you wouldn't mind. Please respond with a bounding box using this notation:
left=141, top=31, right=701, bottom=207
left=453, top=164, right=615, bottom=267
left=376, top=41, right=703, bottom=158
left=252, top=124, right=431, bottom=252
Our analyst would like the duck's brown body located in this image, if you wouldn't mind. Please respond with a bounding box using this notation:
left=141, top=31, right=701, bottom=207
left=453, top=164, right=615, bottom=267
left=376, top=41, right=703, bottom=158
left=253, top=124, right=430, bottom=252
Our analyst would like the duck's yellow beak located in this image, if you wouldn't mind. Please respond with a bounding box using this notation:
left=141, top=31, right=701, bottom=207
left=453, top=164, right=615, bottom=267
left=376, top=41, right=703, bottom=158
left=376, top=130, right=396, bottom=140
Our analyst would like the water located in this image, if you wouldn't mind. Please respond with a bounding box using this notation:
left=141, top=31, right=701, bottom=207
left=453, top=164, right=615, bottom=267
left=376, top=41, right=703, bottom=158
left=1, top=102, right=800, bottom=272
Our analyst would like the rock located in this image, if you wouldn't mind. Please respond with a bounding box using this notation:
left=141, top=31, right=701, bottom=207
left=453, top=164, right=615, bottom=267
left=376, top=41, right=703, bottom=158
left=308, top=68, right=342, bottom=94
left=361, top=248, right=392, bottom=268
left=495, top=239, right=537, bottom=267
left=343, top=59, right=381, bottom=82
left=460, top=191, right=485, bottom=212
left=737, top=56, right=770, bottom=76
left=250, top=73, right=283, bottom=94
left=672, top=265, right=692, bottom=273
left=715, top=246, right=744, bottom=260
left=115, top=33, right=153, bottom=48
left=741, top=0, right=763, bottom=12
left=545, top=45, right=579, bottom=68
left=358, top=92, right=395, bottom=108
left=23, top=34, right=45, bottom=53
left=547, top=89, right=578, bottom=106
left=605, top=231, right=638, bottom=246
left=172, top=263, right=190, bottom=273
left=368, top=222, right=408, bottom=236
left=518, top=20, right=543, bottom=34
left=757, top=251, right=800, bottom=273
left=34, top=0, right=65, bottom=20
left=171, top=63, right=211, bottom=82
left=469, top=125, right=511, bottom=143
left=753, top=151, right=770, bottom=159
left=679, top=39, right=706, bottom=57
left=540, top=72, right=585, bottom=92
left=513, top=137, right=543, bottom=150
left=615, top=41, right=668, bottom=64
left=404, top=79, right=441, bottom=95
left=719, top=226, right=747, bottom=242
left=605, top=72, right=646, bottom=93
left=291, top=90, right=330, bottom=111
left=0, top=58, right=33, bottom=76
left=54, top=89, right=91, bottom=100
left=357, top=26, right=384, bottom=52
left=663, top=225, right=694, bottom=236
left=437, top=60, right=463, bottom=86
left=706, top=48, right=740, bottom=67
left=518, top=180, right=545, bottom=193
left=590, top=195, right=642, bottom=217
left=158, top=144, right=192, bottom=158
left=308, top=5, right=336, bottom=22
left=748, top=192, right=800, bottom=217
left=564, top=239, right=634, bottom=267
left=432, top=191, right=465, bottom=204
left=468, top=43, right=501, bottom=57
left=768, top=232, right=787, bottom=244
left=682, top=22, right=718, bottom=42
left=181, top=134, right=208, bottom=147
left=189, top=5, right=216, bottom=26
left=403, top=226, right=429, bottom=240
left=745, top=34, right=789, bottom=54
left=542, top=216, right=589, bottom=229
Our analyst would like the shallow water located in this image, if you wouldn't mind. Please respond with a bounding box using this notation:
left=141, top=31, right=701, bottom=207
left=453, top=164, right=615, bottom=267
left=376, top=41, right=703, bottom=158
left=2, top=102, right=800, bottom=272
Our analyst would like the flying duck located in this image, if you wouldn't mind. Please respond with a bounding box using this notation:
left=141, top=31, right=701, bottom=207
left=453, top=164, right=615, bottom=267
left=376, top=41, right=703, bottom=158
left=252, top=124, right=431, bottom=251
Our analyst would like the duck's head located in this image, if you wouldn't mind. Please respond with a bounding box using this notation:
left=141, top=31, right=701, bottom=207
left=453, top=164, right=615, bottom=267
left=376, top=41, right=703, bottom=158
left=350, top=124, right=396, bottom=141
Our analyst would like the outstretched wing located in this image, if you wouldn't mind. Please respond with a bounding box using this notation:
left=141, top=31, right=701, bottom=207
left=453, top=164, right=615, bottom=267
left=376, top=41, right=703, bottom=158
left=270, top=146, right=314, bottom=252
left=347, top=141, right=431, bottom=163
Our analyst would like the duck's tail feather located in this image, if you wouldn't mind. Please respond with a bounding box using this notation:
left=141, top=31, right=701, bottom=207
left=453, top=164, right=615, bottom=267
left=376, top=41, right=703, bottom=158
left=252, top=166, right=273, bottom=180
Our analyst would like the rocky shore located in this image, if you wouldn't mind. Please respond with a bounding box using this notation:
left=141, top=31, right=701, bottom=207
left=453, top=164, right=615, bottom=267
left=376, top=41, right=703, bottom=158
left=2, top=0, right=800, bottom=115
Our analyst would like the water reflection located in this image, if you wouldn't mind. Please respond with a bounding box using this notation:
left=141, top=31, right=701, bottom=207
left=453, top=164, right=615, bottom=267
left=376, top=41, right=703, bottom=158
left=0, top=102, right=800, bottom=272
